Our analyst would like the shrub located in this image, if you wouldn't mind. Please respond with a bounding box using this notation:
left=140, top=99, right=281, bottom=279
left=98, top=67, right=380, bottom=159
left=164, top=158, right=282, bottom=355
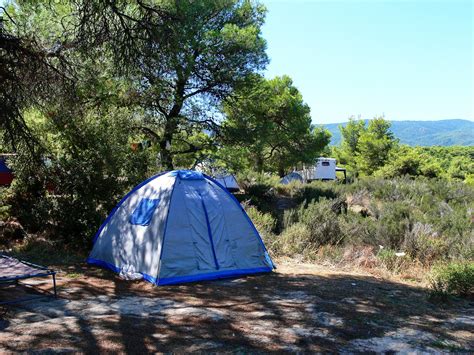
left=237, top=171, right=280, bottom=191
left=420, top=162, right=443, bottom=178
left=8, top=109, right=154, bottom=249
left=296, top=199, right=343, bottom=246
left=275, top=180, right=304, bottom=198
left=10, top=235, right=84, bottom=265
left=277, top=199, right=343, bottom=260
left=342, top=245, right=378, bottom=268
left=0, top=187, right=12, bottom=221
left=278, top=222, right=313, bottom=258
left=374, top=201, right=413, bottom=249
left=375, top=151, right=422, bottom=178
left=281, top=207, right=299, bottom=230
left=245, top=174, right=473, bottom=268
left=403, top=222, right=449, bottom=266
left=448, top=156, right=474, bottom=181
left=294, top=181, right=340, bottom=205
left=377, top=248, right=409, bottom=273
left=339, top=212, right=377, bottom=246
left=245, top=205, right=277, bottom=237
left=465, top=174, right=474, bottom=187
left=430, top=262, right=474, bottom=298
left=239, top=182, right=277, bottom=215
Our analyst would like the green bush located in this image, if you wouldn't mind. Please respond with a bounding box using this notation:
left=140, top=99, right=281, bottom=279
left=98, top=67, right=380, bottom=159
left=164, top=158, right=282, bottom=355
left=243, top=174, right=473, bottom=268
left=294, top=181, right=340, bottom=205
left=237, top=171, right=280, bottom=191
left=448, top=156, right=474, bottom=181
left=465, top=174, right=474, bottom=187
left=430, top=262, right=474, bottom=298
left=420, top=162, right=443, bottom=178
left=278, top=222, right=313, bottom=258
left=403, top=222, right=449, bottom=266
left=377, top=248, right=409, bottom=273
left=0, top=187, right=12, bottom=221
left=374, top=201, right=413, bottom=249
left=8, top=109, right=155, bottom=249
left=375, top=151, right=422, bottom=178
left=339, top=212, right=376, bottom=246
left=10, top=236, right=85, bottom=265
left=245, top=205, right=277, bottom=237
left=277, top=199, right=343, bottom=259
left=297, top=199, right=343, bottom=246
left=275, top=180, right=304, bottom=198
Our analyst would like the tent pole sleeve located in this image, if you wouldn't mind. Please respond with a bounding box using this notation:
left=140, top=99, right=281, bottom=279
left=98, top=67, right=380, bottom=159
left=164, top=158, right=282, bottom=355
left=198, top=192, right=220, bottom=270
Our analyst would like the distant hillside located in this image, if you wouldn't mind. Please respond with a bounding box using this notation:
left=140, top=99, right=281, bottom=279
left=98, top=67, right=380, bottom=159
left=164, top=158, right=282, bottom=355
left=321, top=119, right=474, bottom=146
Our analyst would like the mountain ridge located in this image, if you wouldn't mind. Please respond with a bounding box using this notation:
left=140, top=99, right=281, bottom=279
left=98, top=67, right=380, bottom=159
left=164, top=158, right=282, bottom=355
left=319, top=119, right=474, bottom=146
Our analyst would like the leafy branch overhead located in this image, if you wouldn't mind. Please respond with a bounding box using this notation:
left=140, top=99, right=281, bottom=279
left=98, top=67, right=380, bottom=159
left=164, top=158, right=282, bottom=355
left=0, top=4, right=76, bottom=153
left=76, top=0, right=269, bottom=169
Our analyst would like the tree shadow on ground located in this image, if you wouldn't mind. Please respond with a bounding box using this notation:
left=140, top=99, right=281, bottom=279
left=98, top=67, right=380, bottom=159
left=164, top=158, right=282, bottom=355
left=1, top=265, right=473, bottom=352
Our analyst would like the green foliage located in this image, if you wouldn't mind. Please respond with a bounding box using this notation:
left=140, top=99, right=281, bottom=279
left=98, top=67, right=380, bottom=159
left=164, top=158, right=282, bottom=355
left=335, top=119, right=473, bottom=182
left=9, top=235, right=85, bottom=266
left=375, top=201, right=413, bottom=249
left=77, top=0, right=269, bottom=169
left=376, top=145, right=473, bottom=181
left=222, top=75, right=330, bottom=175
left=280, top=199, right=343, bottom=251
left=430, top=262, right=474, bottom=298
left=241, top=175, right=473, bottom=267
left=355, top=117, right=398, bottom=175
left=465, top=174, right=474, bottom=187
left=377, top=248, right=408, bottom=273
left=7, top=107, right=155, bottom=248
left=339, top=117, right=366, bottom=156
left=448, top=156, right=474, bottom=180
left=295, top=181, right=340, bottom=205
left=245, top=206, right=276, bottom=236
left=334, top=116, right=398, bottom=177
left=277, top=223, right=313, bottom=258
left=333, top=117, right=365, bottom=176
left=375, top=147, right=423, bottom=178
left=0, top=188, right=12, bottom=221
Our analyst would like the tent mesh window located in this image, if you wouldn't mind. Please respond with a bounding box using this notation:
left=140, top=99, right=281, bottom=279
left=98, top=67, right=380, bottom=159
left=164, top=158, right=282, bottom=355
left=129, top=198, right=160, bottom=226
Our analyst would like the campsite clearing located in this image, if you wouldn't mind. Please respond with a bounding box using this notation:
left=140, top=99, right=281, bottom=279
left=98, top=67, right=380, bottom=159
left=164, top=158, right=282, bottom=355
left=0, top=260, right=472, bottom=352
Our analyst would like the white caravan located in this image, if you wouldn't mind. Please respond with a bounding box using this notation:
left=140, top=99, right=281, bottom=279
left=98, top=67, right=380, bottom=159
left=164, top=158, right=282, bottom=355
left=300, top=157, right=346, bottom=182
left=315, top=157, right=337, bottom=180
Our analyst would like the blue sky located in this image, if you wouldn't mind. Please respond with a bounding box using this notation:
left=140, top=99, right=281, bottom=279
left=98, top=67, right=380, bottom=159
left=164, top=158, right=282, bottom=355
left=262, top=0, right=473, bottom=124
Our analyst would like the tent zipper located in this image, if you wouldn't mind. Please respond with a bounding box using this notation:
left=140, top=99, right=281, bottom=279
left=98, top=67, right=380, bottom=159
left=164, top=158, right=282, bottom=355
left=198, top=192, right=220, bottom=270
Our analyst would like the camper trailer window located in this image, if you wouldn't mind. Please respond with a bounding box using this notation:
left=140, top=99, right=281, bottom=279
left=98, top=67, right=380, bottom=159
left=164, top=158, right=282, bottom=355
left=322, top=161, right=330, bottom=166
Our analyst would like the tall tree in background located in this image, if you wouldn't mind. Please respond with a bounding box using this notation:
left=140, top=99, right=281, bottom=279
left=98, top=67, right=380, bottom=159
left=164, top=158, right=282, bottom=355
left=223, top=75, right=330, bottom=175
left=77, top=0, right=268, bottom=169
left=334, top=117, right=366, bottom=173
left=355, top=117, right=398, bottom=175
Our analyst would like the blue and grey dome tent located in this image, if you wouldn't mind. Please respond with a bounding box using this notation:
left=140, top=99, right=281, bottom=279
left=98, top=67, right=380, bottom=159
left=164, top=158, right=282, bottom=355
left=280, top=171, right=303, bottom=185
left=87, top=170, right=274, bottom=285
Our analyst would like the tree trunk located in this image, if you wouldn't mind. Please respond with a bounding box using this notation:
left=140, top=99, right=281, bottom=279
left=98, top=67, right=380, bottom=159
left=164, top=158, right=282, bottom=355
left=157, top=73, right=186, bottom=171
left=159, top=139, right=174, bottom=170
left=278, top=165, right=285, bottom=178
left=159, top=118, right=177, bottom=170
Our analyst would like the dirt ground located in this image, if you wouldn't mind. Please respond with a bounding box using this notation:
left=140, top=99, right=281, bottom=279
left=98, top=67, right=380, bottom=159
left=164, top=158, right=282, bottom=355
left=0, top=260, right=473, bottom=353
